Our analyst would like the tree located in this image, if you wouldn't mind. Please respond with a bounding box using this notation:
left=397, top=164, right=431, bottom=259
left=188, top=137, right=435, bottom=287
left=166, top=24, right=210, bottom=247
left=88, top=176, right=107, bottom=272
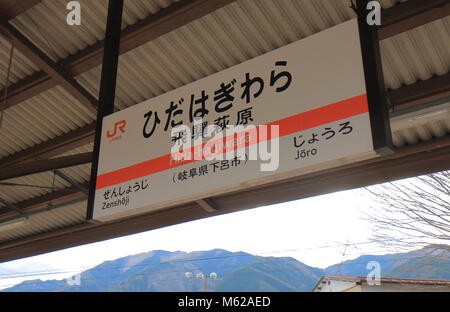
left=364, top=171, right=450, bottom=252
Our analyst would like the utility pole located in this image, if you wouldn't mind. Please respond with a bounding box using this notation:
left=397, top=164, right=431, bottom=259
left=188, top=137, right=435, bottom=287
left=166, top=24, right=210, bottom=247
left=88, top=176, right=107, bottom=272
left=185, top=272, right=218, bottom=292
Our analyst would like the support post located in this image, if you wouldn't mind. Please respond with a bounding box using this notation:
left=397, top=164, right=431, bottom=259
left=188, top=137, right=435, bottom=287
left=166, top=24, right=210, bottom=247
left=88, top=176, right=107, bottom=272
left=87, top=0, right=124, bottom=221
left=356, top=0, right=393, bottom=155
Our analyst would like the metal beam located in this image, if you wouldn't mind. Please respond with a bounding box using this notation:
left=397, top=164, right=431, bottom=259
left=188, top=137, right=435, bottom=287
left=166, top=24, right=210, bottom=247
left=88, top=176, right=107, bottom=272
left=0, top=123, right=95, bottom=168
left=0, top=18, right=98, bottom=113
left=0, top=152, right=93, bottom=181
left=388, top=72, right=450, bottom=112
left=0, top=71, right=54, bottom=109
left=54, top=170, right=89, bottom=195
left=0, top=0, right=42, bottom=20
left=0, top=183, right=88, bottom=221
left=0, top=198, right=86, bottom=230
left=0, top=198, right=26, bottom=217
left=379, top=0, right=450, bottom=40
left=0, top=0, right=238, bottom=111
left=1, top=136, right=450, bottom=263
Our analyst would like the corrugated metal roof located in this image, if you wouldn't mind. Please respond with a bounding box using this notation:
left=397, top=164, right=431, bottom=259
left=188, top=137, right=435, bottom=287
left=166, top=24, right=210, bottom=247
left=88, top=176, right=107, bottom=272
left=0, top=0, right=449, bottom=245
left=76, top=0, right=450, bottom=111
left=0, top=36, right=39, bottom=89
left=0, top=0, right=181, bottom=89
left=9, top=0, right=180, bottom=62
left=0, top=200, right=87, bottom=243
left=381, top=16, right=450, bottom=89
left=1, top=172, right=69, bottom=205
left=0, top=86, right=95, bottom=158
left=391, top=102, right=450, bottom=147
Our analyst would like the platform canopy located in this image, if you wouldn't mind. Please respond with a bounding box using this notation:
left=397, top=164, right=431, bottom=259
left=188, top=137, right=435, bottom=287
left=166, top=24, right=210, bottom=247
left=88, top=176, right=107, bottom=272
left=0, top=0, right=449, bottom=263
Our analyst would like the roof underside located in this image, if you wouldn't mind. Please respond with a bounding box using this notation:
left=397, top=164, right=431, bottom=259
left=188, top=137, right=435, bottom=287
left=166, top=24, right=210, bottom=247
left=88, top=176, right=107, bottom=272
left=0, top=0, right=449, bottom=262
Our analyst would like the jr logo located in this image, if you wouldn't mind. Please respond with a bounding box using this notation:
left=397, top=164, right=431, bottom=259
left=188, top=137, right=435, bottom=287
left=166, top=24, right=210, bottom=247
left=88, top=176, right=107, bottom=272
left=107, top=120, right=127, bottom=141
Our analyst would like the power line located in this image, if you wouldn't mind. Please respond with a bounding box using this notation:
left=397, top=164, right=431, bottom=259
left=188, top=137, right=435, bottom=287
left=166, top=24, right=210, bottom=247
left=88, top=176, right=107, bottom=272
left=0, top=239, right=445, bottom=280
left=1, top=252, right=448, bottom=290
left=1, top=254, right=448, bottom=290
left=0, top=240, right=384, bottom=279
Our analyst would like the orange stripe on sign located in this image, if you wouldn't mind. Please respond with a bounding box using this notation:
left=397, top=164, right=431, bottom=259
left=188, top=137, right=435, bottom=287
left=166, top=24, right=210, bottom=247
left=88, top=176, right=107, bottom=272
left=96, top=94, right=368, bottom=190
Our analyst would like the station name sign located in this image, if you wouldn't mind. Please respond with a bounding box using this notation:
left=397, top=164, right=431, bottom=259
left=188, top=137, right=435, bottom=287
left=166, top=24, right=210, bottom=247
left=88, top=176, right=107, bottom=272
left=91, top=19, right=385, bottom=222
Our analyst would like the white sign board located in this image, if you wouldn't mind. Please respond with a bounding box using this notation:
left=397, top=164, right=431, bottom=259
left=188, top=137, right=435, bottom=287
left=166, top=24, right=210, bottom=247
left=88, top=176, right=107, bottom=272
left=92, top=19, right=378, bottom=222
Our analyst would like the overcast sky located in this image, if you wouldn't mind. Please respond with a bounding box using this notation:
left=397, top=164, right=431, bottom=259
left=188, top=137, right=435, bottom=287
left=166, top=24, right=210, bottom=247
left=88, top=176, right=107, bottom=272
left=0, top=186, right=399, bottom=290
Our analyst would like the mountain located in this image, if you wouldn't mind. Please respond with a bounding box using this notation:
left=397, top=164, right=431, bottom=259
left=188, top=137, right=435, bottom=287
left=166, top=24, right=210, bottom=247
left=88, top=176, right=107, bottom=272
left=1, top=249, right=322, bottom=292
left=325, top=245, right=450, bottom=279
left=2, top=246, right=449, bottom=292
